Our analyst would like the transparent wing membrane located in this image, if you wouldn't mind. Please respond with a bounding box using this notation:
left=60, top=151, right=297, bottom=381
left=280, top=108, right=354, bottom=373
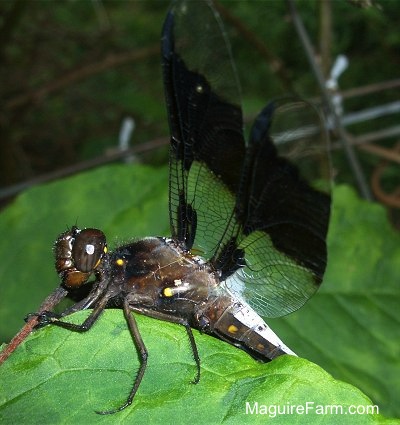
left=163, top=1, right=331, bottom=319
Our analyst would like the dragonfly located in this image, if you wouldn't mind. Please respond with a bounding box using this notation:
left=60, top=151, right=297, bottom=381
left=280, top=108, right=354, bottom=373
left=4, top=0, right=331, bottom=415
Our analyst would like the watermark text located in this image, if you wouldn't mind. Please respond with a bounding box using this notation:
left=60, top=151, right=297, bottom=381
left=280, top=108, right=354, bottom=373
left=245, top=401, right=379, bottom=417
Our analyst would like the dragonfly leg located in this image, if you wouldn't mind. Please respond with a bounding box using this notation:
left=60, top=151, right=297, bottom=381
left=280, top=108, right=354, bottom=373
left=96, top=298, right=148, bottom=415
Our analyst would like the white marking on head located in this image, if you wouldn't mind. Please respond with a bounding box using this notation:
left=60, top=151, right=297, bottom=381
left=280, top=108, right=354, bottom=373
left=85, top=244, right=95, bottom=255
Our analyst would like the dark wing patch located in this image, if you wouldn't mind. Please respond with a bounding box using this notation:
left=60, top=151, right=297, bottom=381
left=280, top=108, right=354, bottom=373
left=240, top=101, right=330, bottom=282
left=162, top=1, right=245, bottom=254
left=223, top=100, right=331, bottom=317
left=162, top=1, right=331, bottom=318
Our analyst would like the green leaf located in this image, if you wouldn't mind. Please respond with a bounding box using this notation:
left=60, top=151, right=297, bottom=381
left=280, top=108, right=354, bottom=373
left=0, top=165, right=399, bottom=421
left=0, top=164, right=169, bottom=343
left=0, top=311, right=389, bottom=425
left=269, top=185, right=400, bottom=418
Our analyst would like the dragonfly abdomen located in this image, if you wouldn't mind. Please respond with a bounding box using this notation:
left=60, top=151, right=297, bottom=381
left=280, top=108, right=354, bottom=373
left=210, top=299, right=296, bottom=360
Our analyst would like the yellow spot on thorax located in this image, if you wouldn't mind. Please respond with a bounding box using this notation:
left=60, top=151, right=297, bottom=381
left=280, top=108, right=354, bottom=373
left=116, top=258, right=124, bottom=266
left=163, top=287, right=174, bottom=297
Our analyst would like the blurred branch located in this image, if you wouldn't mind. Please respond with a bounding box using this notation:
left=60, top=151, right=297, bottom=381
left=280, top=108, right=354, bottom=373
left=319, top=0, right=332, bottom=78
left=214, top=0, right=293, bottom=91
left=359, top=143, right=400, bottom=165
left=308, top=79, right=400, bottom=108
left=0, top=0, right=27, bottom=63
left=341, top=78, right=400, bottom=100
left=287, top=0, right=373, bottom=201
left=0, top=136, right=169, bottom=201
left=346, top=0, right=380, bottom=8
left=371, top=142, right=400, bottom=209
left=5, top=44, right=160, bottom=111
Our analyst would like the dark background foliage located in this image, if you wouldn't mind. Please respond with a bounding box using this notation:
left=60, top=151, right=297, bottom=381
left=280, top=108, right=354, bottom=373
left=0, top=0, right=399, bottom=422
left=1, top=170, right=399, bottom=422
left=0, top=0, right=399, bottom=209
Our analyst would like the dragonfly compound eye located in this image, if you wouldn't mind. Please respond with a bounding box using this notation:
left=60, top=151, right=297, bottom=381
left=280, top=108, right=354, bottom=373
left=72, top=228, right=107, bottom=273
left=54, top=227, right=107, bottom=289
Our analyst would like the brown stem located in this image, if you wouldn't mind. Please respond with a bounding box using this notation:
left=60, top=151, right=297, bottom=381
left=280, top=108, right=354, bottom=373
left=319, top=0, right=332, bottom=78
left=0, top=287, right=68, bottom=366
left=5, top=44, right=160, bottom=111
left=0, top=0, right=27, bottom=63
left=213, top=1, right=293, bottom=91
left=370, top=143, right=400, bottom=209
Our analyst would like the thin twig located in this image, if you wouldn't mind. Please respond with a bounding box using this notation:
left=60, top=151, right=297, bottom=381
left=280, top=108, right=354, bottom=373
left=359, top=143, right=400, bottom=165
left=5, top=44, right=160, bottom=111
left=213, top=1, right=293, bottom=91
left=0, top=0, right=27, bottom=62
left=371, top=143, right=400, bottom=208
left=341, top=78, right=400, bottom=100
left=287, top=0, right=372, bottom=200
left=331, top=126, right=400, bottom=151
left=0, top=287, right=68, bottom=366
left=0, top=136, right=169, bottom=201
